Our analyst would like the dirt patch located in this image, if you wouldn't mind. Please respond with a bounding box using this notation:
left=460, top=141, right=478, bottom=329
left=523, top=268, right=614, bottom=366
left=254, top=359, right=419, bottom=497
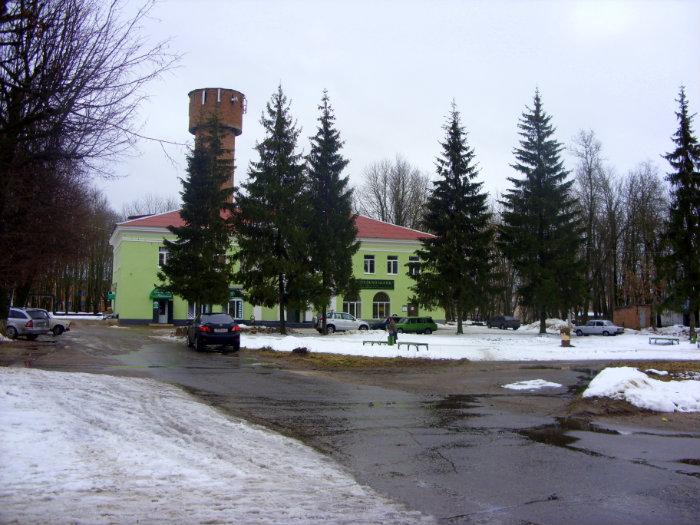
left=244, top=347, right=466, bottom=371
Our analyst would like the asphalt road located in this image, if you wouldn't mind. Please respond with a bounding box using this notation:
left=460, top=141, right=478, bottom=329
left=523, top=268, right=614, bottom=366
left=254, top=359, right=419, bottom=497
left=3, top=323, right=699, bottom=524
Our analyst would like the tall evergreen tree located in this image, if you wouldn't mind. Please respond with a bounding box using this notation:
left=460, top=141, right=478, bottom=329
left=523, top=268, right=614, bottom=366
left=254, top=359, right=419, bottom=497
left=664, top=87, right=700, bottom=337
left=158, top=116, right=234, bottom=309
left=306, top=90, right=358, bottom=334
left=411, top=103, right=494, bottom=334
left=233, top=85, right=312, bottom=335
left=499, top=90, right=584, bottom=334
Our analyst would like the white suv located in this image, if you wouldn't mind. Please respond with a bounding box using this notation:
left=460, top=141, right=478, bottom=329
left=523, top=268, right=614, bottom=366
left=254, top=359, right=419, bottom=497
left=315, top=312, right=369, bottom=333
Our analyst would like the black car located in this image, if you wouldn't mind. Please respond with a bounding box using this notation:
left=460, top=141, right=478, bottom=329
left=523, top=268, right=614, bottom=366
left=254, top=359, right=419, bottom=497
left=187, top=313, right=241, bottom=352
left=487, top=315, right=521, bottom=330
left=369, top=315, right=401, bottom=330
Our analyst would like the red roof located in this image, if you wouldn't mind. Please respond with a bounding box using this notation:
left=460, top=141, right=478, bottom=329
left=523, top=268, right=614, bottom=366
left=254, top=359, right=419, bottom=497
left=118, top=210, right=431, bottom=241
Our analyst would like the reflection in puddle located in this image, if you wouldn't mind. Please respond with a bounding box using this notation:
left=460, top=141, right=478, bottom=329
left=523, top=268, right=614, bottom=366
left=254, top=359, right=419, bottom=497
left=519, top=417, right=620, bottom=452
left=427, top=394, right=484, bottom=428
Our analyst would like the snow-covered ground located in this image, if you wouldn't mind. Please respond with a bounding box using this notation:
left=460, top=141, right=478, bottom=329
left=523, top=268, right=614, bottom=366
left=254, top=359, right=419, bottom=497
left=231, top=325, right=700, bottom=362
left=0, top=368, right=431, bottom=524
left=502, top=379, right=563, bottom=390
left=583, top=367, right=700, bottom=412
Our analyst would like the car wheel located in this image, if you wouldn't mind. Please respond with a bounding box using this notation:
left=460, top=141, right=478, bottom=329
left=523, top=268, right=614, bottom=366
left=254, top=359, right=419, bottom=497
left=52, top=325, right=64, bottom=336
left=512, top=326, right=519, bottom=330
left=26, top=334, right=38, bottom=341
left=397, top=328, right=404, bottom=334
left=359, top=325, right=368, bottom=331
left=575, top=329, right=583, bottom=337
left=499, top=324, right=505, bottom=330
left=5, top=326, right=18, bottom=339
left=487, top=324, right=491, bottom=329
left=231, top=341, right=240, bottom=353
left=424, top=328, right=432, bottom=335
left=602, top=330, right=610, bottom=336
left=195, top=336, right=206, bottom=352
left=327, top=325, right=335, bottom=334
left=187, top=335, right=194, bottom=348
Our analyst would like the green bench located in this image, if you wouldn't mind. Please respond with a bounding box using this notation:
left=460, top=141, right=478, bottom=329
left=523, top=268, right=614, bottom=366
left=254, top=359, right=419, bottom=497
left=648, top=336, right=680, bottom=345
left=362, top=340, right=429, bottom=351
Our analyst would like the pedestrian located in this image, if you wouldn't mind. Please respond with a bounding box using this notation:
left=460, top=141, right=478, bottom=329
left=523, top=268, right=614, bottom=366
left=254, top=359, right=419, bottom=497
left=387, top=315, right=398, bottom=345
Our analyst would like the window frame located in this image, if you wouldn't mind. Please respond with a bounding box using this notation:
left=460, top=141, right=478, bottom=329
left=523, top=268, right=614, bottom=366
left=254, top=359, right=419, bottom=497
left=158, top=246, right=169, bottom=267
left=363, top=254, right=375, bottom=274
left=387, top=255, right=398, bottom=275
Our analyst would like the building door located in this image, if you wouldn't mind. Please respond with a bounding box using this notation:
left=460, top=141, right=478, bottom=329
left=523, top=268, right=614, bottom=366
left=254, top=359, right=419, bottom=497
left=228, top=299, right=243, bottom=320
left=407, top=303, right=419, bottom=316
left=158, top=300, right=169, bottom=324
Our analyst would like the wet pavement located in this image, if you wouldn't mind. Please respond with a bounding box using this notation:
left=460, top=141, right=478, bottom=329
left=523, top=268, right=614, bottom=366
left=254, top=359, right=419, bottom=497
left=3, top=324, right=700, bottom=524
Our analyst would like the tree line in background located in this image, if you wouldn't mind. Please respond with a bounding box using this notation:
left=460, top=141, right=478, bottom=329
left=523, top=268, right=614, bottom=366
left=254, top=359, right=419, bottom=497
left=0, top=0, right=174, bottom=328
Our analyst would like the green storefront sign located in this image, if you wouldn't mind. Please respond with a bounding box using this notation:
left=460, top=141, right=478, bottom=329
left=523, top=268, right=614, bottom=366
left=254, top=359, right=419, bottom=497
left=149, top=288, right=173, bottom=300
left=107, top=292, right=116, bottom=301
left=356, top=279, right=394, bottom=290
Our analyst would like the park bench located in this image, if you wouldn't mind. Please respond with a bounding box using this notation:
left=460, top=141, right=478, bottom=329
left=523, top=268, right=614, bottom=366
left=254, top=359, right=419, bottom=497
left=362, top=340, right=429, bottom=352
left=363, top=340, right=389, bottom=346
left=648, top=336, right=680, bottom=345
left=398, top=341, right=429, bottom=352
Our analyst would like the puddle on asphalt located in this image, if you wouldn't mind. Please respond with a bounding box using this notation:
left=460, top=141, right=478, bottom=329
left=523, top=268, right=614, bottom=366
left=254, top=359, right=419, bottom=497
left=426, top=394, right=485, bottom=428
left=519, top=417, right=620, bottom=452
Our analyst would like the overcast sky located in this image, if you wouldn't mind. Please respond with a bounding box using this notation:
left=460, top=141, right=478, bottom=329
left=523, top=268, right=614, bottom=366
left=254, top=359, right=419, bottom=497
left=99, top=0, right=700, bottom=212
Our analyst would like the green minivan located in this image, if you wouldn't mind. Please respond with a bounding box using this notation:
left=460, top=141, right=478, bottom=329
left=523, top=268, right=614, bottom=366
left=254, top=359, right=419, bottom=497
left=395, top=316, right=438, bottom=335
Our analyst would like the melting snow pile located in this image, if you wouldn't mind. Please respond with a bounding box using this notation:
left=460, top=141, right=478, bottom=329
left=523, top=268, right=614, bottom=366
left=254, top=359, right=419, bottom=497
left=0, top=368, right=432, bottom=524
left=521, top=318, right=570, bottom=334
left=502, top=379, right=563, bottom=390
left=582, top=367, right=700, bottom=412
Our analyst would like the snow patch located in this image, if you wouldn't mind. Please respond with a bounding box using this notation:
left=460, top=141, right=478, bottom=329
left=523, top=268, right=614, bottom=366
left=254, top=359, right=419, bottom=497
left=0, top=368, right=432, bottom=524
left=645, top=368, right=668, bottom=376
left=521, top=318, right=570, bottom=334
left=502, top=379, right=563, bottom=390
left=582, top=367, right=700, bottom=412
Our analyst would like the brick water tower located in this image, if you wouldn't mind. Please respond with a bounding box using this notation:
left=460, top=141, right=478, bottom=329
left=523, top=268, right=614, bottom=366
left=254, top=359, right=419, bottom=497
left=188, top=87, right=246, bottom=201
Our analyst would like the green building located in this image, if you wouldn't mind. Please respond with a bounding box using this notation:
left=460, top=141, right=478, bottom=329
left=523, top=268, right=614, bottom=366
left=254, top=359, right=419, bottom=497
left=109, top=210, right=443, bottom=326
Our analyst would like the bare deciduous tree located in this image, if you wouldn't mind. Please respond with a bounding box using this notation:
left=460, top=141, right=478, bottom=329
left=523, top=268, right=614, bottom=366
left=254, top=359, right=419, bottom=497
left=354, top=155, right=430, bottom=230
left=0, top=0, right=177, bottom=329
left=120, top=193, right=180, bottom=221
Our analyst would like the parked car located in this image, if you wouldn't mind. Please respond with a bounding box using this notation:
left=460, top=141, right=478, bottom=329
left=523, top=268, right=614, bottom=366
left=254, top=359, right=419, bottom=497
left=315, top=312, right=369, bottom=333
left=6, top=307, right=51, bottom=340
left=574, top=320, right=624, bottom=336
left=187, top=313, right=241, bottom=352
left=29, top=309, right=71, bottom=336
left=487, top=315, right=521, bottom=330
left=369, top=315, right=401, bottom=330
left=395, top=316, right=438, bottom=335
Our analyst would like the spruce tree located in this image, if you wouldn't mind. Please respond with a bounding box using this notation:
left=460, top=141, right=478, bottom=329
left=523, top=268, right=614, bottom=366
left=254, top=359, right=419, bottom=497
left=411, top=103, right=493, bottom=334
left=306, top=90, right=358, bottom=334
left=233, top=85, right=312, bottom=334
left=158, top=116, right=234, bottom=309
left=664, top=87, right=700, bottom=337
left=499, top=90, right=584, bottom=334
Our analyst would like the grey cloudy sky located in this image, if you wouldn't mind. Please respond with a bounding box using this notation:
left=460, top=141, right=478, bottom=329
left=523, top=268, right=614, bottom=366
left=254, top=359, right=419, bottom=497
left=99, top=0, right=700, bottom=211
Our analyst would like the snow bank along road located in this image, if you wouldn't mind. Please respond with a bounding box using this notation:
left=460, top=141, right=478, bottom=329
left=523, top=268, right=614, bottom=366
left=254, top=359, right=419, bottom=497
left=231, top=326, right=700, bottom=361
left=0, top=368, right=432, bottom=524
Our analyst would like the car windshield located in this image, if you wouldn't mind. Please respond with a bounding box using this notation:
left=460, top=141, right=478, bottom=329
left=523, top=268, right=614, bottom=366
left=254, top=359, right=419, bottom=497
left=27, top=310, right=48, bottom=320
left=201, top=314, right=234, bottom=324
left=398, top=318, right=408, bottom=323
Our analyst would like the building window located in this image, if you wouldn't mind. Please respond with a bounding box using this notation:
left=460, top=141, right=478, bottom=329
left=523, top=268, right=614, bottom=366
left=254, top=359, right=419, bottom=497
left=343, top=294, right=361, bottom=319
left=387, top=255, right=398, bottom=274
left=228, top=299, right=243, bottom=320
left=372, top=292, right=390, bottom=319
left=158, top=247, right=169, bottom=267
left=408, top=256, right=421, bottom=276
left=187, top=301, right=196, bottom=319
left=364, top=255, right=375, bottom=274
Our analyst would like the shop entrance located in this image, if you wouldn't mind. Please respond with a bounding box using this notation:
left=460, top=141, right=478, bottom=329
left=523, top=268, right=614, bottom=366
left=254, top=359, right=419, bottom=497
left=157, top=300, right=170, bottom=324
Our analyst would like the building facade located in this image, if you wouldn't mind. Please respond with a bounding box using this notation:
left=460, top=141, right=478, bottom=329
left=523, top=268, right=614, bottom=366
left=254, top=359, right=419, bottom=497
left=109, top=211, right=443, bottom=325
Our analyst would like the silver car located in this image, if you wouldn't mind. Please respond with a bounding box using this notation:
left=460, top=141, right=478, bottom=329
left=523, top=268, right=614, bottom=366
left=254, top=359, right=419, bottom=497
left=6, top=307, right=51, bottom=340
left=574, top=320, right=624, bottom=337
left=315, top=312, right=370, bottom=333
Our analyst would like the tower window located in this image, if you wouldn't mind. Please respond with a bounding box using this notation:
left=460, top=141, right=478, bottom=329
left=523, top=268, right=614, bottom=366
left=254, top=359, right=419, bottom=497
left=364, top=255, right=375, bottom=274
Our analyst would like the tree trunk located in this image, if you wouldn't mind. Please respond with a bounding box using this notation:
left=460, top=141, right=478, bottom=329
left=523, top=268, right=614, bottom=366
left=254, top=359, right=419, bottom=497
left=0, top=287, right=10, bottom=336
left=278, top=273, right=286, bottom=335
left=539, top=309, right=546, bottom=335
left=456, top=303, right=463, bottom=335
left=321, top=300, right=328, bottom=335
left=15, top=278, right=33, bottom=307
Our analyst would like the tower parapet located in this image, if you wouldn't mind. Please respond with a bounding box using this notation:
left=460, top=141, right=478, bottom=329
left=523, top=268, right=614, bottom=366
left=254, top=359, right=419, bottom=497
left=187, top=87, right=246, bottom=200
